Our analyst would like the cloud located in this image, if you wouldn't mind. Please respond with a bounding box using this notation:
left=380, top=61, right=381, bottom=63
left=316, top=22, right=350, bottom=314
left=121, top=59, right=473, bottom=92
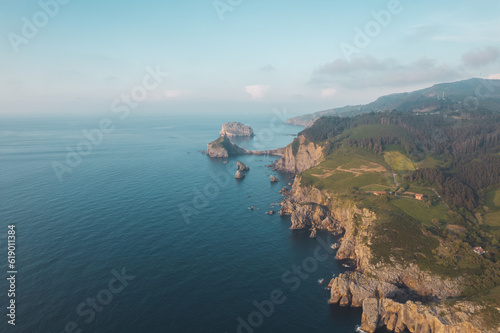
left=321, top=88, right=337, bottom=98
left=462, top=46, right=499, bottom=67
left=488, top=73, right=500, bottom=80
left=310, top=55, right=459, bottom=89
left=245, top=85, right=269, bottom=99
left=260, top=65, right=275, bottom=72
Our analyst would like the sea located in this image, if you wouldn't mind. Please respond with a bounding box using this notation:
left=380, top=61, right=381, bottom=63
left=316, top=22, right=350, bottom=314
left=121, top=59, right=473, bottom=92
left=0, top=111, right=381, bottom=333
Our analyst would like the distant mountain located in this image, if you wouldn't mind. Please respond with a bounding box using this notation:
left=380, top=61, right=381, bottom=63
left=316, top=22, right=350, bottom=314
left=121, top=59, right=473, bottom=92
left=286, top=78, right=500, bottom=127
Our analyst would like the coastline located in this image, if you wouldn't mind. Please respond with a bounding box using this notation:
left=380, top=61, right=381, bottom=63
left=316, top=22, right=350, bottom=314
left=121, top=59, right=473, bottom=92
left=205, top=121, right=494, bottom=332
left=271, top=139, right=493, bottom=333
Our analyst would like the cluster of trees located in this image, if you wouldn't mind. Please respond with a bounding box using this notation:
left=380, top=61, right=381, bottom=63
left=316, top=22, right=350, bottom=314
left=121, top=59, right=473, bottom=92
left=344, top=136, right=417, bottom=155
left=300, top=116, right=351, bottom=142
left=455, top=155, right=500, bottom=190
left=302, top=111, right=499, bottom=161
left=434, top=124, right=500, bottom=157
left=405, top=168, right=477, bottom=211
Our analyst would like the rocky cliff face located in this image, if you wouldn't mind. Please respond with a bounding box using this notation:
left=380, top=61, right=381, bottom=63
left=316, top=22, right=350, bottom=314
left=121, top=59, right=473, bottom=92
left=219, top=122, right=254, bottom=137
left=328, top=272, right=409, bottom=307
left=285, top=117, right=316, bottom=127
left=361, top=298, right=488, bottom=333
left=237, top=161, right=249, bottom=171
left=280, top=177, right=490, bottom=333
left=280, top=178, right=374, bottom=271
left=273, top=135, right=323, bottom=173
left=207, top=135, right=248, bottom=158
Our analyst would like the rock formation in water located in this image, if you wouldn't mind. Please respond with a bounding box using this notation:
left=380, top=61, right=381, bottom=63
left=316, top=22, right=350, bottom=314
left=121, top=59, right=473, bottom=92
left=206, top=134, right=285, bottom=158
left=270, top=175, right=279, bottom=182
left=207, top=135, right=248, bottom=158
left=220, top=122, right=254, bottom=137
left=235, top=170, right=245, bottom=179
left=237, top=161, right=249, bottom=171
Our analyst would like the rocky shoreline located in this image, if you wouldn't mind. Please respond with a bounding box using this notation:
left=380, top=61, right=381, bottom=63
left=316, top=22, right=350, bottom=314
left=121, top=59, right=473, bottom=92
left=205, top=122, right=493, bottom=332
left=274, top=142, right=492, bottom=332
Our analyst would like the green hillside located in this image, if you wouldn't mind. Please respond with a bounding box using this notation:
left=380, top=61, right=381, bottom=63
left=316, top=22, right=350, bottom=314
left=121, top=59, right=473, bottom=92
left=294, top=110, right=500, bottom=296
left=286, top=78, right=500, bottom=126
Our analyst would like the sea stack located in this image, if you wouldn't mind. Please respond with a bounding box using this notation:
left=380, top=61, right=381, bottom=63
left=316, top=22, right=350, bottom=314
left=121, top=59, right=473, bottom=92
left=206, top=135, right=248, bottom=158
left=220, top=122, right=255, bottom=138
left=237, top=161, right=250, bottom=171
left=270, top=175, right=279, bottom=182
left=235, top=170, right=246, bottom=179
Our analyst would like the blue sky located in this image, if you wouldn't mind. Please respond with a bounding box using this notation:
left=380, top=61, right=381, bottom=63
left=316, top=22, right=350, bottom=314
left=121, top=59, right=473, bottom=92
left=1, top=0, right=499, bottom=116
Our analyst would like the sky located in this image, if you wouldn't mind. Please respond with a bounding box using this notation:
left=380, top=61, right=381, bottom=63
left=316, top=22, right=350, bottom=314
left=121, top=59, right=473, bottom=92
left=0, top=0, right=499, bottom=116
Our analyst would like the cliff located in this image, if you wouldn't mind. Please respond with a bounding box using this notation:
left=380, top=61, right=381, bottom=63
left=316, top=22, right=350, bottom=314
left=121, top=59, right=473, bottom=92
left=207, top=135, right=248, bottom=158
left=280, top=179, right=375, bottom=272
left=273, top=135, right=323, bottom=173
left=361, top=298, right=486, bottom=333
left=219, top=122, right=254, bottom=137
left=280, top=178, right=492, bottom=332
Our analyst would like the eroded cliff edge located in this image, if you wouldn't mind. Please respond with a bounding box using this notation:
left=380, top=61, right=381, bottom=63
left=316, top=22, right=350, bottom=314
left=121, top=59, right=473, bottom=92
left=277, top=171, right=494, bottom=332
left=273, top=135, right=323, bottom=173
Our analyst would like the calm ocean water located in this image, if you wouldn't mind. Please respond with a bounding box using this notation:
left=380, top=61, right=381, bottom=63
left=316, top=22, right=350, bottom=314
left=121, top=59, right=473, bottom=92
left=0, top=112, right=367, bottom=333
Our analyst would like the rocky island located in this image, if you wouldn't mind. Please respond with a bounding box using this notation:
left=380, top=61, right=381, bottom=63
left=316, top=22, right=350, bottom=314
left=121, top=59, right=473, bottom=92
left=235, top=161, right=249, bottom=179
left=206, top=135, right=248, bottom=158
left=220, top=122, right=255, bottom=137
left=206, top=133, right=284, bottom=158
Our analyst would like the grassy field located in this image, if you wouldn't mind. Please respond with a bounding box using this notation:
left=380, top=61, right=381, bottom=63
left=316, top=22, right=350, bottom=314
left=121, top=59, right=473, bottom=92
left=486, top=188, right=500, bottom=209
left=415, top=155, right=441, bottom=168
left=391, top=197, right=449, bottom=226
left=363, top=196, right=441, bottom=269
left=300, top=147, right=394, bottom=193
left=484, top=188, right=500, bottom=238
left=361, top=184, right=395, bottom=192
left=383, top=151, right=415, bottom=171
